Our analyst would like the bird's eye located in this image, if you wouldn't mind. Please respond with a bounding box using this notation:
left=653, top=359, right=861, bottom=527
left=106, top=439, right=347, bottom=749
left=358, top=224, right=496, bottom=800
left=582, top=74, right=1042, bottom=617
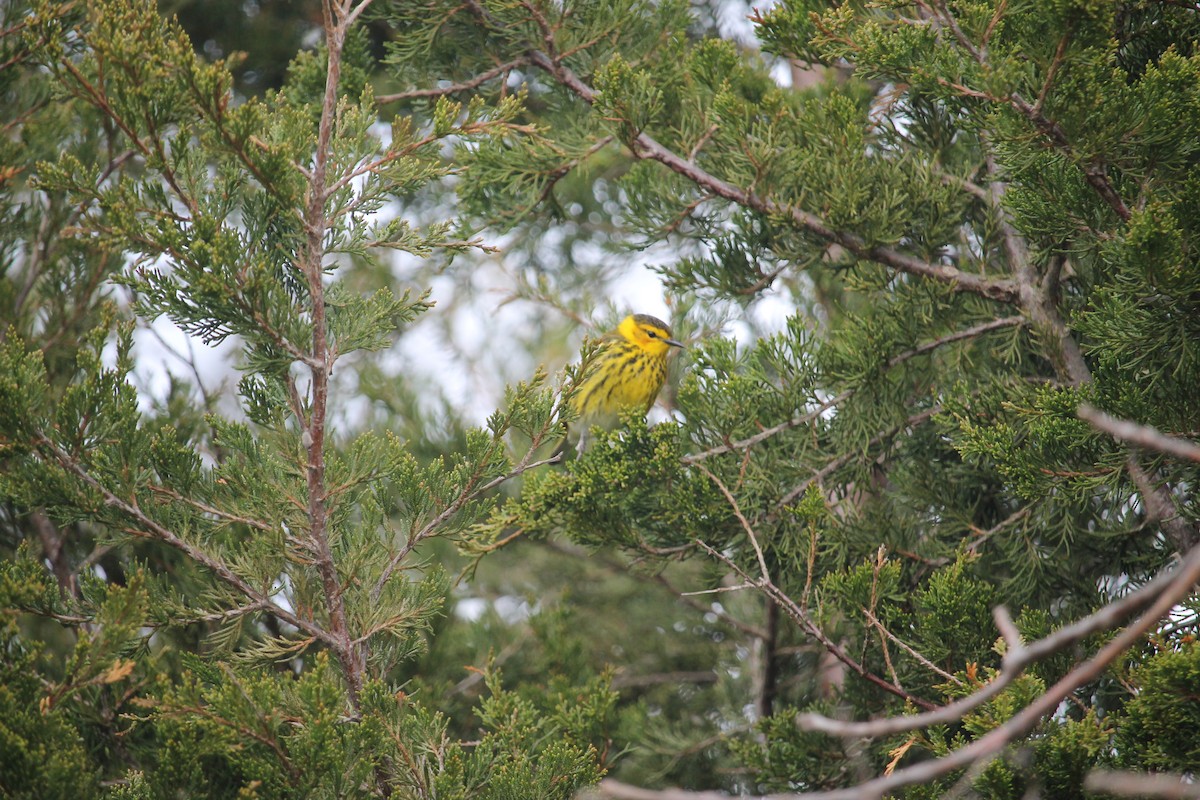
left=646, top=330, right=658, bottom=338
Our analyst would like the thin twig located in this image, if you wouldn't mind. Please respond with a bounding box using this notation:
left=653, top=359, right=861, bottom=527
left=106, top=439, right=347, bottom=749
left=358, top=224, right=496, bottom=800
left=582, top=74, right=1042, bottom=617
left=680, top=583, right=757, bottom=597
left=378, top=58, right=530, bottom=103
left=861, top=607, right=963, bottom=685
left=695, top=464, right=770, bottom=580
left=966, top=506, right=1031, bottom=554
left=884, top=316, right=1024, bottom=369
left=654, top=573, right=770, bottom=640
left=682, top=389, right=852, bottom=464
left=146, top=485, right=275, bottom=532
left=1033, top=26, right=1074, bottom=113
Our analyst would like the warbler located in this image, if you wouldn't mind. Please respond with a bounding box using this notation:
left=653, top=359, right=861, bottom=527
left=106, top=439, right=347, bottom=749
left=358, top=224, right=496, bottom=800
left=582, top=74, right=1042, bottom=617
left=566, top=313, right=684, bottom=453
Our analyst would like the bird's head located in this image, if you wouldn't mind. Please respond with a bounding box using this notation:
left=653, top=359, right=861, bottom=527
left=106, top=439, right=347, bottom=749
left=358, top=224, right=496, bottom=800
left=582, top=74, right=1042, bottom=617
left=619, top=314, right=685, bottom=357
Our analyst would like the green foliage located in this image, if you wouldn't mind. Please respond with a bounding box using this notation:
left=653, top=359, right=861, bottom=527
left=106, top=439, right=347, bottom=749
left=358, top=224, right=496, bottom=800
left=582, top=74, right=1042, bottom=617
left=1033, top=711, right=1111, bottom=800
left=912, top=558, right=1001, bottom=672
left=2, top=0, right=603, bottom=795
left=0, top=624, right=101, bottom=800
left=731, top=706, right=853, bottom=793
left=4, top=0, right=1200, bottom=796
left=482, top=418, right=727, bottom=551
left=1114, top=644, right=1200, bottom=772
left=126, top=653, right=610, bottom=799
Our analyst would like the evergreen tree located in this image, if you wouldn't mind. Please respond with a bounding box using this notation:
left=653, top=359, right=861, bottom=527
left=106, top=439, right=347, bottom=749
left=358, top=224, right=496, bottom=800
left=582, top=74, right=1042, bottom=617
left=2, top=0, right=1199, bottom=798
left=425, top=0, right=1200, bottom=795
left=1, top=1, right=608, bottom=797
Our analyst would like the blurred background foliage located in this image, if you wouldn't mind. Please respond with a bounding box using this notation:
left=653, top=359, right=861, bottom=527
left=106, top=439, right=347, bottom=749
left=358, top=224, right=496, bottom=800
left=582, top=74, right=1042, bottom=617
left=2, top=0, right=1199, bottom=796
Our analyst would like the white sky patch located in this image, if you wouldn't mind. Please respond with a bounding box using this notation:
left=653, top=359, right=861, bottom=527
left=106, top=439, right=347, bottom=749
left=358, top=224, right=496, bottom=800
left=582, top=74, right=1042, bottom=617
left=770, top=59, right=793, bottom=88
left=714, top=1, right=759, bottom=44
left=270, top=569, right=296, bottom=614
left=451, top=590, right=549, bottom=627
left=100, top=299, right=242, bottom=418
left=455, top=597, right=488, bottom=622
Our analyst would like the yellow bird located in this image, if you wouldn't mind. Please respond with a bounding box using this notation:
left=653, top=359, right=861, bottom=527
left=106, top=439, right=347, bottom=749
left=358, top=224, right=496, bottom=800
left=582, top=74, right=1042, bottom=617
left=567, top=313, right=684, bottom=452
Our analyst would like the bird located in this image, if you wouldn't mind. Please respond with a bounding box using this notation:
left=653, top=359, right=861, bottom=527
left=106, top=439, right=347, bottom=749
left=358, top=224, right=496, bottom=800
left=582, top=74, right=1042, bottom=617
left=564, top=313, right=684, bottom=454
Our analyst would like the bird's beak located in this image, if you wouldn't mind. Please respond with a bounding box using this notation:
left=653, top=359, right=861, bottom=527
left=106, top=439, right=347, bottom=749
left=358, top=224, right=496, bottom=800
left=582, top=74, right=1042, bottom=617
left=666, top=337, right=685, bottom=349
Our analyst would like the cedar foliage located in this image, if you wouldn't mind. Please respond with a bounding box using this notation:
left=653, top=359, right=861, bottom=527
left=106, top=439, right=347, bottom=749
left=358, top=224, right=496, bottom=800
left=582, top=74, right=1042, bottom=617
left=2, top=0, right=1199, bottom=797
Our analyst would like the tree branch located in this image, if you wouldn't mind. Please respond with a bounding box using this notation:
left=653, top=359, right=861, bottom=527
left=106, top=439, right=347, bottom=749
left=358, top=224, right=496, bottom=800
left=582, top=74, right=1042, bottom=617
left=377, top=58, right=530, bottom=103
left=628, top=132, right=1019, bottom=301
left=1079, top=404, right=1200, bottom=463
left=1084, top=770, right=1200, bottom=799
left=797, top=537, right=1200, bottom=739
left=462, top=0, right=1018, bottom=304
left=303, top=0, right=361, bottom=706
left=583, top=781, right=747, bottom=800
left=1078, top=404, right=1199, bottom=550
left=37, top=436, right=339, bottom=651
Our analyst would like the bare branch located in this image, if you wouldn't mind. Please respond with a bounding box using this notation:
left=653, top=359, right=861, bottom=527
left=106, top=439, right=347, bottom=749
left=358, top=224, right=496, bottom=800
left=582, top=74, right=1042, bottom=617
left=1084, top=770, right=1200, bottom=799
left=1080, top=404, right=1200, bottom=462
left=625, top=540, right=1200, bottom=799
left=1009, top=92, right=1131, bottom=221
left=344, top=0, right=377, bottom=28
left=655, top=573, right=770, bottom=640
left=146, top=485, right=275, bottom=533
left=680, top=583, right=757, bottom=597
left=991, top=606, right=1024, bottom=660
left=629, top=132, right=1019, bottom=301
left=1033, top=26, right=1074, bottom=113
left=582, top=780, right=751, bottom=800
left=377, top=58, right=530, bottom=103
left=966, top=506, right=1030, bottom=555
left=938, top=170, right=990, bottom=202
left=797, top=538, right=1200, bottom=739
